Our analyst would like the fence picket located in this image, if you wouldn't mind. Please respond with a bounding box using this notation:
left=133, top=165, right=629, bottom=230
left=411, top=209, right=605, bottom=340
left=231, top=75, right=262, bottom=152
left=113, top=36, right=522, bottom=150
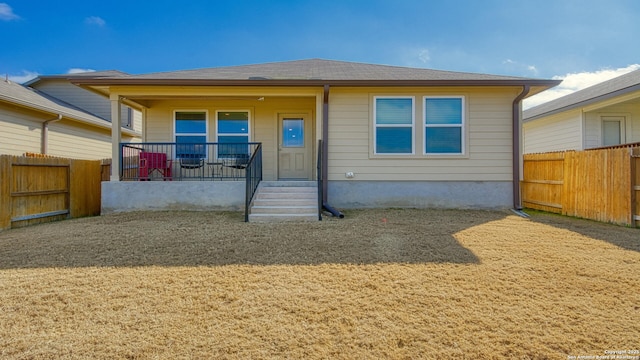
left=0, top=154, right=106, bottom=230
left=523, top=145, right=639, bottom=227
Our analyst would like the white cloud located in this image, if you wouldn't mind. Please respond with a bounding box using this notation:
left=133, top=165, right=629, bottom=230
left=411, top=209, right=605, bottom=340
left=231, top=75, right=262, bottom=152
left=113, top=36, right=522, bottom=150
left=418, top=49, right=430, bottom=63
left=0, top=3, right=19, bottom=21
left=68, top=68, right=96, bottom=74
left=503, top=58, right=538, bottom=76
left=7, top=70, right=39, bottom=83
left=524, top=64, right=640, bottom=109
left=84, top=16, right=105, bottom=27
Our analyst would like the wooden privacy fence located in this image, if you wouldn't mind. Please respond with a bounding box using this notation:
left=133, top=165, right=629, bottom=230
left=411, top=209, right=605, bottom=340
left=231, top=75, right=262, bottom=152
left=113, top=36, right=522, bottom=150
left=0, top=154, right=110, bottom=230
left=522, top=145, right=640, bottom=227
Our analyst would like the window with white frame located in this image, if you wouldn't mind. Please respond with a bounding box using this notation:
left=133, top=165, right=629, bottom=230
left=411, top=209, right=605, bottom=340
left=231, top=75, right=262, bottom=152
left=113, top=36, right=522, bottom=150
left=424, top=96, right=464, bottom=154
left=374, top=97, right=414, bottom=154
left=175, top=111, right=207, bottom=158
left=216, top=111, right=250, bottom=157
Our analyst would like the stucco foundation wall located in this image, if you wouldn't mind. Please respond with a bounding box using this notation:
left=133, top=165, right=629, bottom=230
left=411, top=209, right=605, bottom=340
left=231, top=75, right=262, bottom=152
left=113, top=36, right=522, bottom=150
left=328, top=181, right=512, bottom=209
left=102, top=181, right=245, bottom=214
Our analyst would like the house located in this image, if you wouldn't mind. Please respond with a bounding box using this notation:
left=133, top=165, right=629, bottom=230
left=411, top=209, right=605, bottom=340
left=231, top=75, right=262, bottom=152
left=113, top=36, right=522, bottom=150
left=70, top=59, right=559, bottom=219
left=0, top=72, right=141, bottom=159
left=523, top=69, right=640, bottom=153
left=24, top=71, right=143, bottom=132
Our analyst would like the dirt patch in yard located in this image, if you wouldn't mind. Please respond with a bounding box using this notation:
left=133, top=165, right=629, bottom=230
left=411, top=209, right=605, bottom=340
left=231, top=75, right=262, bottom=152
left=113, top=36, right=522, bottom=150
left=0, top=209, right=638, bottom=359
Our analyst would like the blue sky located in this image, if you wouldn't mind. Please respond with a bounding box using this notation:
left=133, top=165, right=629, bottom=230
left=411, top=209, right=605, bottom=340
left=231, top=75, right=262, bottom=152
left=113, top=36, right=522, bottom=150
left=1, top=0, right=639, bottom=107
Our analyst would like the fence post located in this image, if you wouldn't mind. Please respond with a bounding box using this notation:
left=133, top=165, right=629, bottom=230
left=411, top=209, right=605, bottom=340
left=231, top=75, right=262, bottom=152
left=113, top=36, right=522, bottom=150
left=0, top=155, right=11, bottom=230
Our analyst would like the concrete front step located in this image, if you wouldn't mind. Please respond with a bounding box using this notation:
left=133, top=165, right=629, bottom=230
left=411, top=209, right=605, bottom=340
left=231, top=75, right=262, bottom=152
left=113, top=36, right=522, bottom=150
left=249, top=213, right=319, bottom=222
left=258, top=186, right=316, bottom=193
left=253, top=198, right=317, bottom=206
left=249, top=182, right=320, bottom=222
left=251, top=205, right=317, bottom=215
left=255, top=192, right=316, bottom=200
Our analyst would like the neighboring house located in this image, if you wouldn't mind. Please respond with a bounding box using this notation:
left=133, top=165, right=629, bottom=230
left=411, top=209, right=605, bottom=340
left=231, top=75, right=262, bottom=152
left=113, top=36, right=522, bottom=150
left=523, top=69, right=640, bottom=153
left=71, top=59, right=559, bottom=217
left=25, top=71, right=143, bottom=132
left=0, top=76, right=141, bottom=159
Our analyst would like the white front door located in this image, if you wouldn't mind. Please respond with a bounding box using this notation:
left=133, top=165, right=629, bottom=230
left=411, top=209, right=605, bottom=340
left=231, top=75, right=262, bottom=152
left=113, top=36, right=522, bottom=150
left=278, top=113, right=312, bottom=180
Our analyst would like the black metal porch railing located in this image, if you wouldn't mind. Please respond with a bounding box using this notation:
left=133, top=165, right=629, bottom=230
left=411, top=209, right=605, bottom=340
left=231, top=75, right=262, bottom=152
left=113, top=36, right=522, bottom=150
left=120, top=142, right=262, bottom=181
left=317, top=140, right=323, bottom=221
left=244, top=143, right=262, bottom=222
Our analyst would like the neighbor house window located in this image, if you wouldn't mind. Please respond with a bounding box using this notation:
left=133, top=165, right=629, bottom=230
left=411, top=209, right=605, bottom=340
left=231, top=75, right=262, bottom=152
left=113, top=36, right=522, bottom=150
left=175, top=111, right=207, bottom=158
left=424, top=96, right=464, bottom=154
left=374, top=97, right=414, bottom=154
left=217, top=111, right=250, bottom=157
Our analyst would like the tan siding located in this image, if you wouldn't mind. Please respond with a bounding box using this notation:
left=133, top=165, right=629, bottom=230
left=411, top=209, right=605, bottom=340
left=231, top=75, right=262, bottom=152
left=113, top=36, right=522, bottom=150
left=144, top=97, right=316, bottom=181
left=47, top=120, right=114, bottom=159
left=523, top=110, right=582, bottom=153
left=0, top=105, right=42, bottom=155
left=327, top=87, right=518, bottom=181
left=0, top=103, right=123, bottom=159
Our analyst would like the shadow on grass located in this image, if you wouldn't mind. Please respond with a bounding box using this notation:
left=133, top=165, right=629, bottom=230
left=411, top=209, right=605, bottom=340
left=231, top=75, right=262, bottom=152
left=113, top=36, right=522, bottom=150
left=526, top=210, right=640, bottom=253
left=0, top=209, right=511, bottom=269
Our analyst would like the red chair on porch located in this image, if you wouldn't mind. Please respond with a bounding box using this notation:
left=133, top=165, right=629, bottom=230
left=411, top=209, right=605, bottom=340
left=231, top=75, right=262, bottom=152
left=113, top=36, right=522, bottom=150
left=139, top=152, right=172, bottom=180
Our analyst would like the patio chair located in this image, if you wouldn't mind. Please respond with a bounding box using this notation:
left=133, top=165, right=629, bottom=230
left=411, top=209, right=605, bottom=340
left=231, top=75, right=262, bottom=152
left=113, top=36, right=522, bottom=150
left=179, top=155, right=205, bottom=179
left=139, top=152, right=172, bottom=180
left=222, top=153, right=250, bottom=178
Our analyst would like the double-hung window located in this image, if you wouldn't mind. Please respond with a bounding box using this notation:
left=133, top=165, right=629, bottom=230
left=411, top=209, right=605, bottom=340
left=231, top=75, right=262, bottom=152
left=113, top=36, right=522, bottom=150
left=216, top=111, right=250, bottom=158
left=175, top=111, right=207, bottom=159
left=374, top=97, right=414, bottom=154
left=424, top=97, right=464, bottom=155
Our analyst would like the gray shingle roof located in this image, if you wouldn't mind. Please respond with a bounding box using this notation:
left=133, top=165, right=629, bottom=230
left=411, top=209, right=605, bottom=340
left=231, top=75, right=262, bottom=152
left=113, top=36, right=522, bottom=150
left=0, top=78, right=112, bottom=128
left=129, top=58, right=533, bottom=81
left=523, top=69, right=640, bottom=121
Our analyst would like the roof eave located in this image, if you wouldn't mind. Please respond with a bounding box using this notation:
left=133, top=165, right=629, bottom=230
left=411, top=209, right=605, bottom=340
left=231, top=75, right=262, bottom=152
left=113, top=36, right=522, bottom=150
left=524, top=83, right=640, bottom=122
left=71, top=78, right=561, bottom=89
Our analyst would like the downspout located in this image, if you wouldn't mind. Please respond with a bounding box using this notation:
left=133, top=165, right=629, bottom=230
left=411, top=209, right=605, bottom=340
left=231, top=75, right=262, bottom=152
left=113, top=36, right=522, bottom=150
left=41, top=114, right=62, bottom=154
left=512, top=85, right=530, bottom=210
left=321, top=84, right=345, bottom=218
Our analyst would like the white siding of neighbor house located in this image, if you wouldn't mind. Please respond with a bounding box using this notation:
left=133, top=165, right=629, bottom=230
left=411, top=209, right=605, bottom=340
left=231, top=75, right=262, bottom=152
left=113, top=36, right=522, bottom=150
left=584, top=102, right=640, bottom=148
left=523, top=109, right=583, bottom=153
left=327, top=87, right=520, bottom=182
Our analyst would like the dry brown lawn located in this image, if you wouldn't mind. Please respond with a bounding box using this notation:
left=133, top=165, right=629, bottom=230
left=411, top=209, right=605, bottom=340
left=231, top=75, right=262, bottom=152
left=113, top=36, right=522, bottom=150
left=0, top=209, right=638, bottom=359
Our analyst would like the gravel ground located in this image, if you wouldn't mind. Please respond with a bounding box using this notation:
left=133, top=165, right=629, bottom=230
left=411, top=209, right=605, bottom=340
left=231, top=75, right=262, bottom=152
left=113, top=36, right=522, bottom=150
left=0, top=209, right=638, bottom=359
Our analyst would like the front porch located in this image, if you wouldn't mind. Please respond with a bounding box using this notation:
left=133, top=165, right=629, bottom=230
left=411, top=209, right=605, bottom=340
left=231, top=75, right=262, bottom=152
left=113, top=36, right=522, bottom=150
left=120, top=142, right=262, bottom=181
left=103, top=141, right=323, bottom=222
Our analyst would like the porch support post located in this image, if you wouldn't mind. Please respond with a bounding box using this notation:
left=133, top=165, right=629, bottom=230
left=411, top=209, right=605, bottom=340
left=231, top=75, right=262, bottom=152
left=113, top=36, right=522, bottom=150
left=110, top=94, right=122, bottom=181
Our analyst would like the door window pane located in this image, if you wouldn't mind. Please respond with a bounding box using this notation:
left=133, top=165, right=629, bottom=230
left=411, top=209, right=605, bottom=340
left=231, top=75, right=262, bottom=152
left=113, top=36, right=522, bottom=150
left=603, top=120, right=621, bottom=146
left=283, top=119, right=304, bottom=147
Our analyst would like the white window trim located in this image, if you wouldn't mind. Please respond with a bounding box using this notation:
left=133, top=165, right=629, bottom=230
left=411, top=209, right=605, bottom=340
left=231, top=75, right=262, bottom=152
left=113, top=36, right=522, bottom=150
left=373, top=96, right=415, bottom=155
left=173, top=109, right=209, bottom=143
left=423, top=96, right=465, bottom=156
left=215, top=109, right=252, bottom=142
